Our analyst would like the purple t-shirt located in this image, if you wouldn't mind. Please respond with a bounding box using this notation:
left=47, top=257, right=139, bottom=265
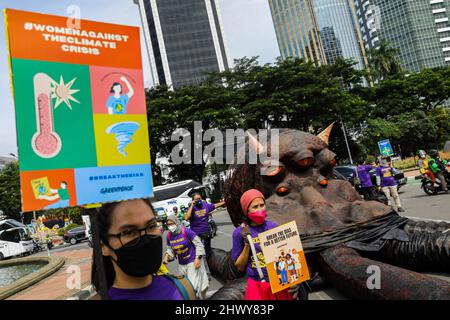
left=231, top=220, right=278, bottom=281
left=189, top=201, right=216, bottom=235
left=167, top=227, right=197, bottom=265
left=108, top=276, right=183, bottom=300
left=354, top=165, right=374, bottom=187
left=376, top=165, right=397, bottom=187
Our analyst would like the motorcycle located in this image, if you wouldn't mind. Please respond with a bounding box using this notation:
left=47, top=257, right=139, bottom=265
left=31, top=239, right=45, bottom=254
left=420, top=170, right=450, bottom=195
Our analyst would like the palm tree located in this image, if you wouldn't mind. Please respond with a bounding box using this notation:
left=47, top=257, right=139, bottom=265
left=367, top=39, right=402, bottom=82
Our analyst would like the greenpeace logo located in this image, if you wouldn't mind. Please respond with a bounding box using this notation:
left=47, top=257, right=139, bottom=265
left=100, top=186, right=134, bottom=194
left=89, top=172, right=144, bottom=181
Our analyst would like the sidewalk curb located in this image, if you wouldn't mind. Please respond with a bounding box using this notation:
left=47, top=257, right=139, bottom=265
left=406, top=176, right=421, bottom=185
left=66, top=284, right=97, bottom=300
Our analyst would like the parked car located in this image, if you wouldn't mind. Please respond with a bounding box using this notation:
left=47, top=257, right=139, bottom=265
left=332, top=167, right=388, bottom=204
left=334, top=165, right=407, bottom=190
left=0, top=227, right=33, bottom=260
left=64, top=226, right=88, bottom=245
left=152, top=180, right=212, bottom=217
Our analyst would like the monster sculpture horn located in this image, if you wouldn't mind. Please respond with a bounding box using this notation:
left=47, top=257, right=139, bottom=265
left=317, top=122, right=334, bottom=145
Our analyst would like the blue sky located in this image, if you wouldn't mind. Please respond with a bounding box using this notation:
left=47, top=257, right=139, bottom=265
left=0, top=0, right=279, bottom=156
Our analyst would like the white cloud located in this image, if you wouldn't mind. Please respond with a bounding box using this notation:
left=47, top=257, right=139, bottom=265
left=218, top=0, right=279, bottom=65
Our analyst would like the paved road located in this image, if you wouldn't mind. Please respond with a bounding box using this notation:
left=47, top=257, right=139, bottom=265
left=33, top=240, right=89, bottom=256
left=397, top=183, right=449, bottom=221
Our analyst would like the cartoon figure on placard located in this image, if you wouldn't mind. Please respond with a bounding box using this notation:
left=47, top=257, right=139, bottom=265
left=278, top=253, right=289, bottom=285
left=37, top=181, right=70, bottom=209
left=274, top=256, right=282, bottom=285
left=292, top=248, right=304, bottom=277
left=286, top=253, right=297, bottom=282
left=107, top=76, right=134, bottom=115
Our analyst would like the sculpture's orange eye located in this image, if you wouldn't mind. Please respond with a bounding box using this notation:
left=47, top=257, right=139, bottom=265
left=297, top=157, right=314, bottom=168
left=265, top=166, right=283, bottom=177
left=329, top=158, right=337, bottom=167
left=277, top=186, right=289, bottom=195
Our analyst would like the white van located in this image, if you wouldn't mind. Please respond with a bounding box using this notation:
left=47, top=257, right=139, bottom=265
left=152, top=180, right=211, bottom=221
left=0, top=227, right=34, bottom=260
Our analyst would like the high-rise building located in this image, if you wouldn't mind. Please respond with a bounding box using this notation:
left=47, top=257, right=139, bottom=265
left=314, top=0, right=368, bottom=69
left=319, top=26, right=344, bottom=65
left=354, top=0, right=450, bottom=72
left=268, top=0, right=327, bottom=64
left=268, top=0, right=367, bottom=69
left=138, top=0, right=230, bottom=88
left=353, top=0, right=380, bottom=51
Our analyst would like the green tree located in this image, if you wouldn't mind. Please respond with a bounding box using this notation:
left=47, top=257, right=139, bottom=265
left=147, top=80, right=243, bottom=184
left=67, top=207, right=83, bottom=225
left=367, top=39, right=402, bottom=82
left=147, top=56, right=371, bottom=179
left=361, top=65, right=450, bottom=156
left=0, top=162, right=21, bottom=221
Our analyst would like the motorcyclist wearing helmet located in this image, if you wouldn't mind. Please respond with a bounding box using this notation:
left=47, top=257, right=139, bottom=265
left=417, top=150, right=435, bottom=184
left=428, top=150, right=448, bottom=193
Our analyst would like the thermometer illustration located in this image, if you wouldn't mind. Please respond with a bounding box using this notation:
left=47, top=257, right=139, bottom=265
left=31, top=73, right=62, bottom=158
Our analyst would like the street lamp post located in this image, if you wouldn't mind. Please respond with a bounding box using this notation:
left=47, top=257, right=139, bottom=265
left=340, top=117, right=353, bottom=165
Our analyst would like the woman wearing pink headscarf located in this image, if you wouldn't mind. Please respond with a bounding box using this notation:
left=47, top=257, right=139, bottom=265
left=231, top=189, right=293, bottom=300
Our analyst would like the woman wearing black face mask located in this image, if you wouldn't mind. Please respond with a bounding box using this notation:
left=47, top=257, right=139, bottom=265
left=91, top=199, right=195, bottom=300
left=184, top=193, right=225, bottom=258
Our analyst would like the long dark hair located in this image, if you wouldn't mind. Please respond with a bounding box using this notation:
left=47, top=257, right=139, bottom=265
left=91, top=199, right=155, bottom=292
left=110, top=82, right=122, bottom=94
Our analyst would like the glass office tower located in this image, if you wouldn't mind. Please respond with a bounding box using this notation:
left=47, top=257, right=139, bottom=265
left=268, top=0, right=327, bottom=64
left=268, top=0, right=367, bottom=69
left=141, top=0, right=229, bottom=88
left=354, top=0, right=450, bottom=72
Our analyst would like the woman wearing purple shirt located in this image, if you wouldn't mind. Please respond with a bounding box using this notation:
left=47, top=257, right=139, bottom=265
left=231, top=189, right=293, bottom=300
left=163, top=215, right=209, bottom=299
left=354, top=160, right=375, bottom=200
left=91, top=199, right=195, bottom=300
left=184, top=193, right=225, bottom=258
left=376, top=158, right=405, bottom=212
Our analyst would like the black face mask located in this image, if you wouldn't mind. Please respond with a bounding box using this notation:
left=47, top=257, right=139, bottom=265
left=195, top=200, right=202, bottom=207
left=111, top=234, right=162, bottom=277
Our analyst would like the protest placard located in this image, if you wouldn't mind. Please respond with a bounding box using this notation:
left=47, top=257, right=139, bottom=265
left=259, top=221, right=310, bottom=294
left=5, top=9, right=152, bottom=212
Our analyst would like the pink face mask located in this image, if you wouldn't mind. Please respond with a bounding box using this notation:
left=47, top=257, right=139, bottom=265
left=247, top=210, right=266, bottom=225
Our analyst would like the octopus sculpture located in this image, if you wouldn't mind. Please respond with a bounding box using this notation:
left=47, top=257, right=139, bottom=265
left=208, top=129, right=450, bottom=300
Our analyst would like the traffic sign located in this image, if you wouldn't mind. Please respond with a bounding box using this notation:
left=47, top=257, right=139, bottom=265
left=378, top=139, right=394, bottom=157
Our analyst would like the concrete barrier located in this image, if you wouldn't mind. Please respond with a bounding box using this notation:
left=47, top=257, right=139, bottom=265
left=0, top=255, right=65, bottom=300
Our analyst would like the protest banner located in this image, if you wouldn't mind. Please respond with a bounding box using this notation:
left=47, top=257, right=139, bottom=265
left=259, top=221, right=310, bottom=294
left=4, top=9, right=152, bottom=212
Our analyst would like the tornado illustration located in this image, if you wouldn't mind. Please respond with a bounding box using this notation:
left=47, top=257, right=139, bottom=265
left=106, top=121, right=140, bottom=157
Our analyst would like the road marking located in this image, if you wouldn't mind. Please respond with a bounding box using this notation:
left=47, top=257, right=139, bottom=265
left=405, top=216, right=450, bottom=223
